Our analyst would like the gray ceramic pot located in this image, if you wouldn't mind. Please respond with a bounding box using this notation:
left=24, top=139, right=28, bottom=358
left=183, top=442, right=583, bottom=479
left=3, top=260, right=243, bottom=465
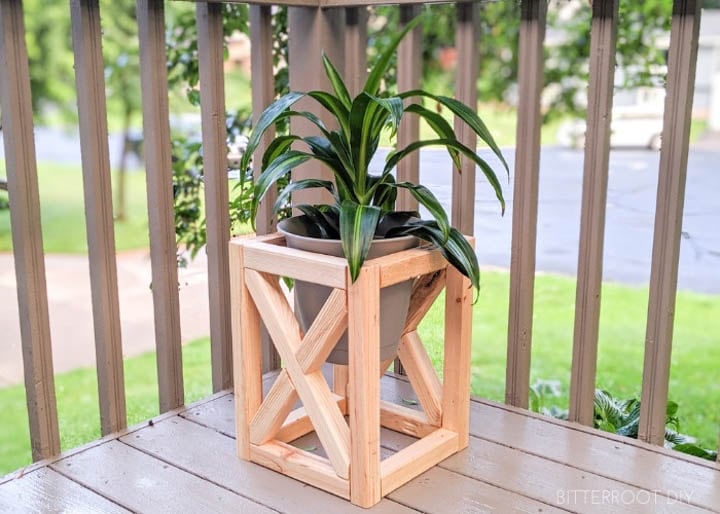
left=277, top=216, right=418, bottom=364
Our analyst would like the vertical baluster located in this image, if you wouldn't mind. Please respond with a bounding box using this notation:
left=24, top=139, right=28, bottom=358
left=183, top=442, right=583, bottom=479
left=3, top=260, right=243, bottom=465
left=505, top=0, right=547, bottom=408
left=344, top=6, right=368, bottom=96
left=568, top=0, right=618, bottom=425
left=70, top=0, right=126, bottom=433
left=451, top=2, right=479, bottom=236
left=0, top=0, right=60, bottom=460
left=136, top=0, right=184, bottom=411
left=639, top=0, right=701, bottom=445
left=197, top=2, right=233, bottom=391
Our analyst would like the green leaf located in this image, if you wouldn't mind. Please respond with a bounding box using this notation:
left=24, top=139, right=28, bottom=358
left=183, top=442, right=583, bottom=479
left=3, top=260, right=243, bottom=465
left=349, top=93, right=385, bottom=193
left=673, top=443, right=718, bottom=461
left=261, top=135, right=302, bottom=170
left=369, top=174, right=398, bottom=212
left=241, top=91, right=305, bottom=172
left=339, top=201, right=381, bottom=283
left=252, top=151, right=311, bottom=225
left=384, top=138, right=505, bottom=214
left=404, top=103, right=461, bottom=168
left=364, top=15, right=423, bottom=95
left=399, top=90, right=510, bottom=175
left=386, top=221, right=480, bottom=291
left=369, top=94, right=404, bottom=137
left=272, top=179, right=337, bottom=217
left=321, top=53, right=352, bottom=111
left=307, top=91, right=350, bottom=139
left=391, top=182, right=450, bottom=241
left=295, top=204, right=340, bottom=239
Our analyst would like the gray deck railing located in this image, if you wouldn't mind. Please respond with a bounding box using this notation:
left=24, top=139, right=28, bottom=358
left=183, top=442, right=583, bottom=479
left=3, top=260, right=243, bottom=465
left=0, top=0, right=706, bottom=465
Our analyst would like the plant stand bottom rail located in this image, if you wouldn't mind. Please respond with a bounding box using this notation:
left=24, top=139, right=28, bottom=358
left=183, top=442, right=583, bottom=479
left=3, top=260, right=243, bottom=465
left=229, top=233, right=473, bottom=508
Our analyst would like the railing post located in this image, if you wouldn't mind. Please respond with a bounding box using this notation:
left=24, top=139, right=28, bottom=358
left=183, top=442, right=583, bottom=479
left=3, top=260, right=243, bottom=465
left=568, top=0, right=618, bottom=425
left=70, top=0, right=127, bottom=434
left=639, top=0, right=701, bottom=445
left=451, top=2, right=479, bottom=236
left=505, top=0, right=547, bottom=409
left=136, top=0, right=184, bottom=412
left=0, top=0, right=60, bottom=460
left=395, top=5, right=423, bottom=213
left=197, top=1, right=233, bottom=392
left=344, top=6, right=368, bottom=96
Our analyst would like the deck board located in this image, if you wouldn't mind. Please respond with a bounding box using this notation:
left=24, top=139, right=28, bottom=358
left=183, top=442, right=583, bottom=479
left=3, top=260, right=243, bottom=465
left=1, top=373, right=718, bottom=513
left=0, top=468, right=129, bottom=514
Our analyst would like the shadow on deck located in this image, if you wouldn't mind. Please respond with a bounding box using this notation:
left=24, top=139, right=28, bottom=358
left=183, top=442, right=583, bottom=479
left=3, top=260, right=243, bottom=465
left=1, top=372, right=718, bottom=513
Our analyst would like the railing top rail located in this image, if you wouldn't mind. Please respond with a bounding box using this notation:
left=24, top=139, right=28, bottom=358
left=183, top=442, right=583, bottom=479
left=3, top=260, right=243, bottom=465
left=194, top=0, right=477, bottom=7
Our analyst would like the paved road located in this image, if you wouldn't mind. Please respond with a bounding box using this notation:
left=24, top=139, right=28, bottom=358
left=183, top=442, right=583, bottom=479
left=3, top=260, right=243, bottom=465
left=372, top=145, right=720, bottom=294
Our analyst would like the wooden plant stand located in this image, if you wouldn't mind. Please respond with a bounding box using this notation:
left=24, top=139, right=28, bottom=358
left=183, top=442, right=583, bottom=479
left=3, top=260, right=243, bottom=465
left=229, top=233, right=473, bottom=508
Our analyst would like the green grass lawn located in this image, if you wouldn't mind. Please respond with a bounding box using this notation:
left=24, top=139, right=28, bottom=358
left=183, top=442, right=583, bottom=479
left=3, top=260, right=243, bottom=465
left=0, top=162, right=149, bottom=253
left=1, top=271, right=717, bottom=476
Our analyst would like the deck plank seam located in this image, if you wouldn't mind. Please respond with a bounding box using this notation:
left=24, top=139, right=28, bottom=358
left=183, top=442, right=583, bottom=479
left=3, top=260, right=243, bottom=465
left=472, top=397, right=720, bottom=471
left=459, top=433, right=716, bottom=513
left=115, top=437, right=283, bottom=513
left=48, top=464, right=139, bottom=513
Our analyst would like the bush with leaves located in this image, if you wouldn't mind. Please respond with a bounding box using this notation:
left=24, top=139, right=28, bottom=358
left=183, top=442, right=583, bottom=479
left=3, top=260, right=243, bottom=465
left=529, top=379, right=718, bottom=462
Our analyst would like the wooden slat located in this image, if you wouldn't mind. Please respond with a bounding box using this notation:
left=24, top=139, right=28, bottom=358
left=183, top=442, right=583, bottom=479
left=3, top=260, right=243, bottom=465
left=296, top=288, right=348, bottom=373
left=640, top=0, right=702, bottom=446
left=53, top=441, right=272, bottom=513
left=504, top=0, right=547, bottom=409
left=249, top=370, right=298, bottom=445
left=275, top=396, right=347, bottom=443
left=0, top=0, right=60, bottom=461
left=122, top=416, right=411, bottom=514
left=251, top=441, right=350, bottom=499
left=245, top=270, right=351, bottom=478
left=380, top=429, right=458, bottom=497
left=380, top=401, right=436, bottom=439
left=395, top=5, right=422, bottom=212
left=197, top=1, right=233, bottom=392
left=441, top=266, right=472, bottom=449
left=242, top=240, right=347, bottom=289
left=347, top=264, right=381, bottom=507
left=287, top=6, right=344, bottom=206
left=451, top=2, right=479, bottom=235
left=70, top=0, right=126, bottom=436
left=375, top=246, right=447, bottom=288
left=568, top=0, right=619, bottom=425
left=136, top=0, right=184, bottom=412
left=396, top=332, right=442, bottom=425
left=0, top=468, right=129, bottom=514
left=333, top=364, right=349, bottom=397
left=344, top=7, right=368, bottom=95
left=403, top=270, right=446, bottom=333
left=230, top=244, right=263, bottom=458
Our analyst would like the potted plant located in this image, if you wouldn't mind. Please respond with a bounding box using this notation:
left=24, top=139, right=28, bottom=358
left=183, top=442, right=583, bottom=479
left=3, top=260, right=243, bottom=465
left=239, top=16, right=507, bottom=364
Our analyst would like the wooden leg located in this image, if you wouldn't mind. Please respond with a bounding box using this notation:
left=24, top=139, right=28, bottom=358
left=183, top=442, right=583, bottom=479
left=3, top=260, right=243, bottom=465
left=441, top=266, right=472, bottom=450
left=333, top=364, right=348, bottom=397
left=348, top=265, right=381, bottom=508
left=231, top=243, right=263, bottom=459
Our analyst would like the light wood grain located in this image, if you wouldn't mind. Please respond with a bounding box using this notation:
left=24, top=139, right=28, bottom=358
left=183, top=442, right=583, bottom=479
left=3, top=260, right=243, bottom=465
left=275, top=396, right=347, bottom=443
left=441, top=267, right=472, bottom=450
left=403, top=270, right=446, bottom=333
left=53, top=441, right=272, bottom=513
left=396, top=332, right=442, bottom=425
left=136, top=0, right=184, bottom=412
left=197, top=1, right=233, bottom=392
left=505, top=0, right=547, bottom=409
left=640, top=0, right=702, bottom=446
left=251, top=441, right=349, bottom=499
left=0, top=468, right=129, bottom=514
left=231, top=244, right=263, bottom=459
left=249, top=370, right=298, bottom=445
left=375, top=247, right=447, bottom=288
left=381, top=429, right=458, bottom=496
left=380, top=401, right=436, bottom=438
left=0, top=0, right=60, bottom=460
left=243, top=240, right=347, bottom=289
left=569, top=0, right=619, bottom=425
left=347, top=265, right=381, bottom=507
left=296, top=288, right=348, bottom=373
left=246, top=270, right=351, bottom=478
left=333, top=364, right=349, bottom=397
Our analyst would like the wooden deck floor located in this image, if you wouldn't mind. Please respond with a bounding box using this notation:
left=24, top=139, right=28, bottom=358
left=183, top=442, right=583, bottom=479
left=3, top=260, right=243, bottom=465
left=1, top=372, right=719, bottom=513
